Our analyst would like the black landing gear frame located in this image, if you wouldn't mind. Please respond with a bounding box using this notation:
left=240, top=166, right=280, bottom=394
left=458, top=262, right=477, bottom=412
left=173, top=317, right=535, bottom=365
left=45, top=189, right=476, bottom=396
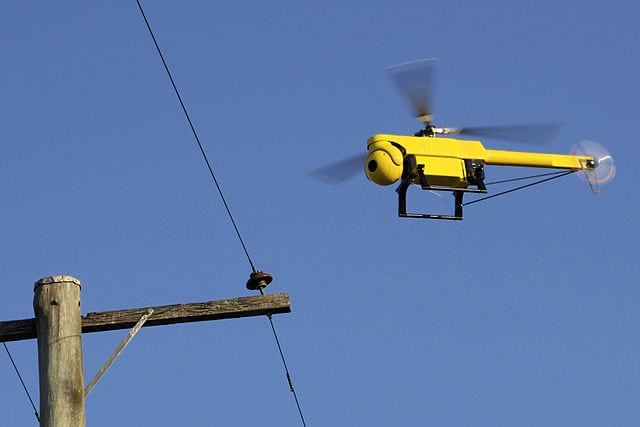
left=396, top=156, right=487, bottom=220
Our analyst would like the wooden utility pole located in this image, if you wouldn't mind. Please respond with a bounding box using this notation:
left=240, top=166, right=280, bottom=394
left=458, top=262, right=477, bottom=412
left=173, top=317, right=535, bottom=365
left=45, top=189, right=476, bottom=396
left=1, top=275, right=291, bottom=427
left=33, top=276, right=85, bottom=426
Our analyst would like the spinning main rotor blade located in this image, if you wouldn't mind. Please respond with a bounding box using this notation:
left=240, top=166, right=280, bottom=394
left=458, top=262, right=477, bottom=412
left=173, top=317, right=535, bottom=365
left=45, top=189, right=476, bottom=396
left=308, top=153, right=365, bottom=185
left=446, top=123, right=562, bottom=144
left=387, top=58, right=437, bottom=123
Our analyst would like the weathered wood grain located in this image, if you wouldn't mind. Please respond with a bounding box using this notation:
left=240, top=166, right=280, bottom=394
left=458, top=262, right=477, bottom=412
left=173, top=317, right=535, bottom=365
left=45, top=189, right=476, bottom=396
left=0, top=293, right=290, bottom=342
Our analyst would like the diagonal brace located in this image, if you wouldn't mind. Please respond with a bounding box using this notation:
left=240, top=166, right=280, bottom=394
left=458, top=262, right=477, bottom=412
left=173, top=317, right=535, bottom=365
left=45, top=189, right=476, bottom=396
left=84, top=309, right=154, bottom=397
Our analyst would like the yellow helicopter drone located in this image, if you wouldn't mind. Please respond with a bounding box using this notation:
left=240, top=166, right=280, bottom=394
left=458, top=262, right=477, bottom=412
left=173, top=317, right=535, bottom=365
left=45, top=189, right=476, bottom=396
left=312, top=59, right=615, bottom=220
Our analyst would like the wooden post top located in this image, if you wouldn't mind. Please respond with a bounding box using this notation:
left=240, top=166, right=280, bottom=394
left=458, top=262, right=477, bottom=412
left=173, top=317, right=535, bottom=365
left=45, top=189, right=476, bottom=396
left=34, top=276, right=81, bottom=290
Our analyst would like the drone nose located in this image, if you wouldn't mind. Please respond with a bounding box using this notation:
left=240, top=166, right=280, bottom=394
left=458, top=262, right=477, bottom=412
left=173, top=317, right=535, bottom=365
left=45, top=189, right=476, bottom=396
left=365, top=146, right=403, bottom=186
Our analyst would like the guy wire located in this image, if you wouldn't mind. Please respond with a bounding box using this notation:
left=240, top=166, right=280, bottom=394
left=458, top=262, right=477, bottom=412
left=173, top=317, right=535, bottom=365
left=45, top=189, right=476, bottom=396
left=2, top=343, right=40, bottom=422
left=136, top=0, right=256, bottom=273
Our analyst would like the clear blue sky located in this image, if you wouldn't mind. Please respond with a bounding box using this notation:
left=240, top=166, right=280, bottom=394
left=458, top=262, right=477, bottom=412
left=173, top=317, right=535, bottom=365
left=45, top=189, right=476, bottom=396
left=1, top=1, right=638, bottom=426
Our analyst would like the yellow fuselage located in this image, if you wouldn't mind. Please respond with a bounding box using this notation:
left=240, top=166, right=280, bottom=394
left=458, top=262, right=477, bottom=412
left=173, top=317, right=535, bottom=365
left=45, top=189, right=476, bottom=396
left=365, top=134, right=594, bottom=188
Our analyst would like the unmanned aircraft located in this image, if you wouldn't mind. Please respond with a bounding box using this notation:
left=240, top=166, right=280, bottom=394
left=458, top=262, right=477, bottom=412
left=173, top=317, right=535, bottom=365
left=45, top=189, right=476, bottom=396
left=311, top=59, right=615, bottom=220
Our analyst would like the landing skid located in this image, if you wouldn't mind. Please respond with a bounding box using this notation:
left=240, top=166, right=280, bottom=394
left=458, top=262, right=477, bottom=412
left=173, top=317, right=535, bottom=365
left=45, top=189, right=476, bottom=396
left=396, top=157, right=487, bottom=220
left=396, top=184, right=487, bottom=220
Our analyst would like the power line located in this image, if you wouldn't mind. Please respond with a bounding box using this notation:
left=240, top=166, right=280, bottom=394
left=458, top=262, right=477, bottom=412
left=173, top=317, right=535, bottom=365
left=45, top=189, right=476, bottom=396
left=135, top=3, right=308, bottom=425
left=135, top=0, right=256, bottom=273
left=266, top=313, right=308, bottom=427
left=3, top=343, right=40, bottom=422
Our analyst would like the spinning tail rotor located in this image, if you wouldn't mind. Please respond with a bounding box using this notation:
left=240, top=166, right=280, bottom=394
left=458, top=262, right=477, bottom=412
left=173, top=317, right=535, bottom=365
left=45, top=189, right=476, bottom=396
left=571, top=140, right=615, bottom=193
